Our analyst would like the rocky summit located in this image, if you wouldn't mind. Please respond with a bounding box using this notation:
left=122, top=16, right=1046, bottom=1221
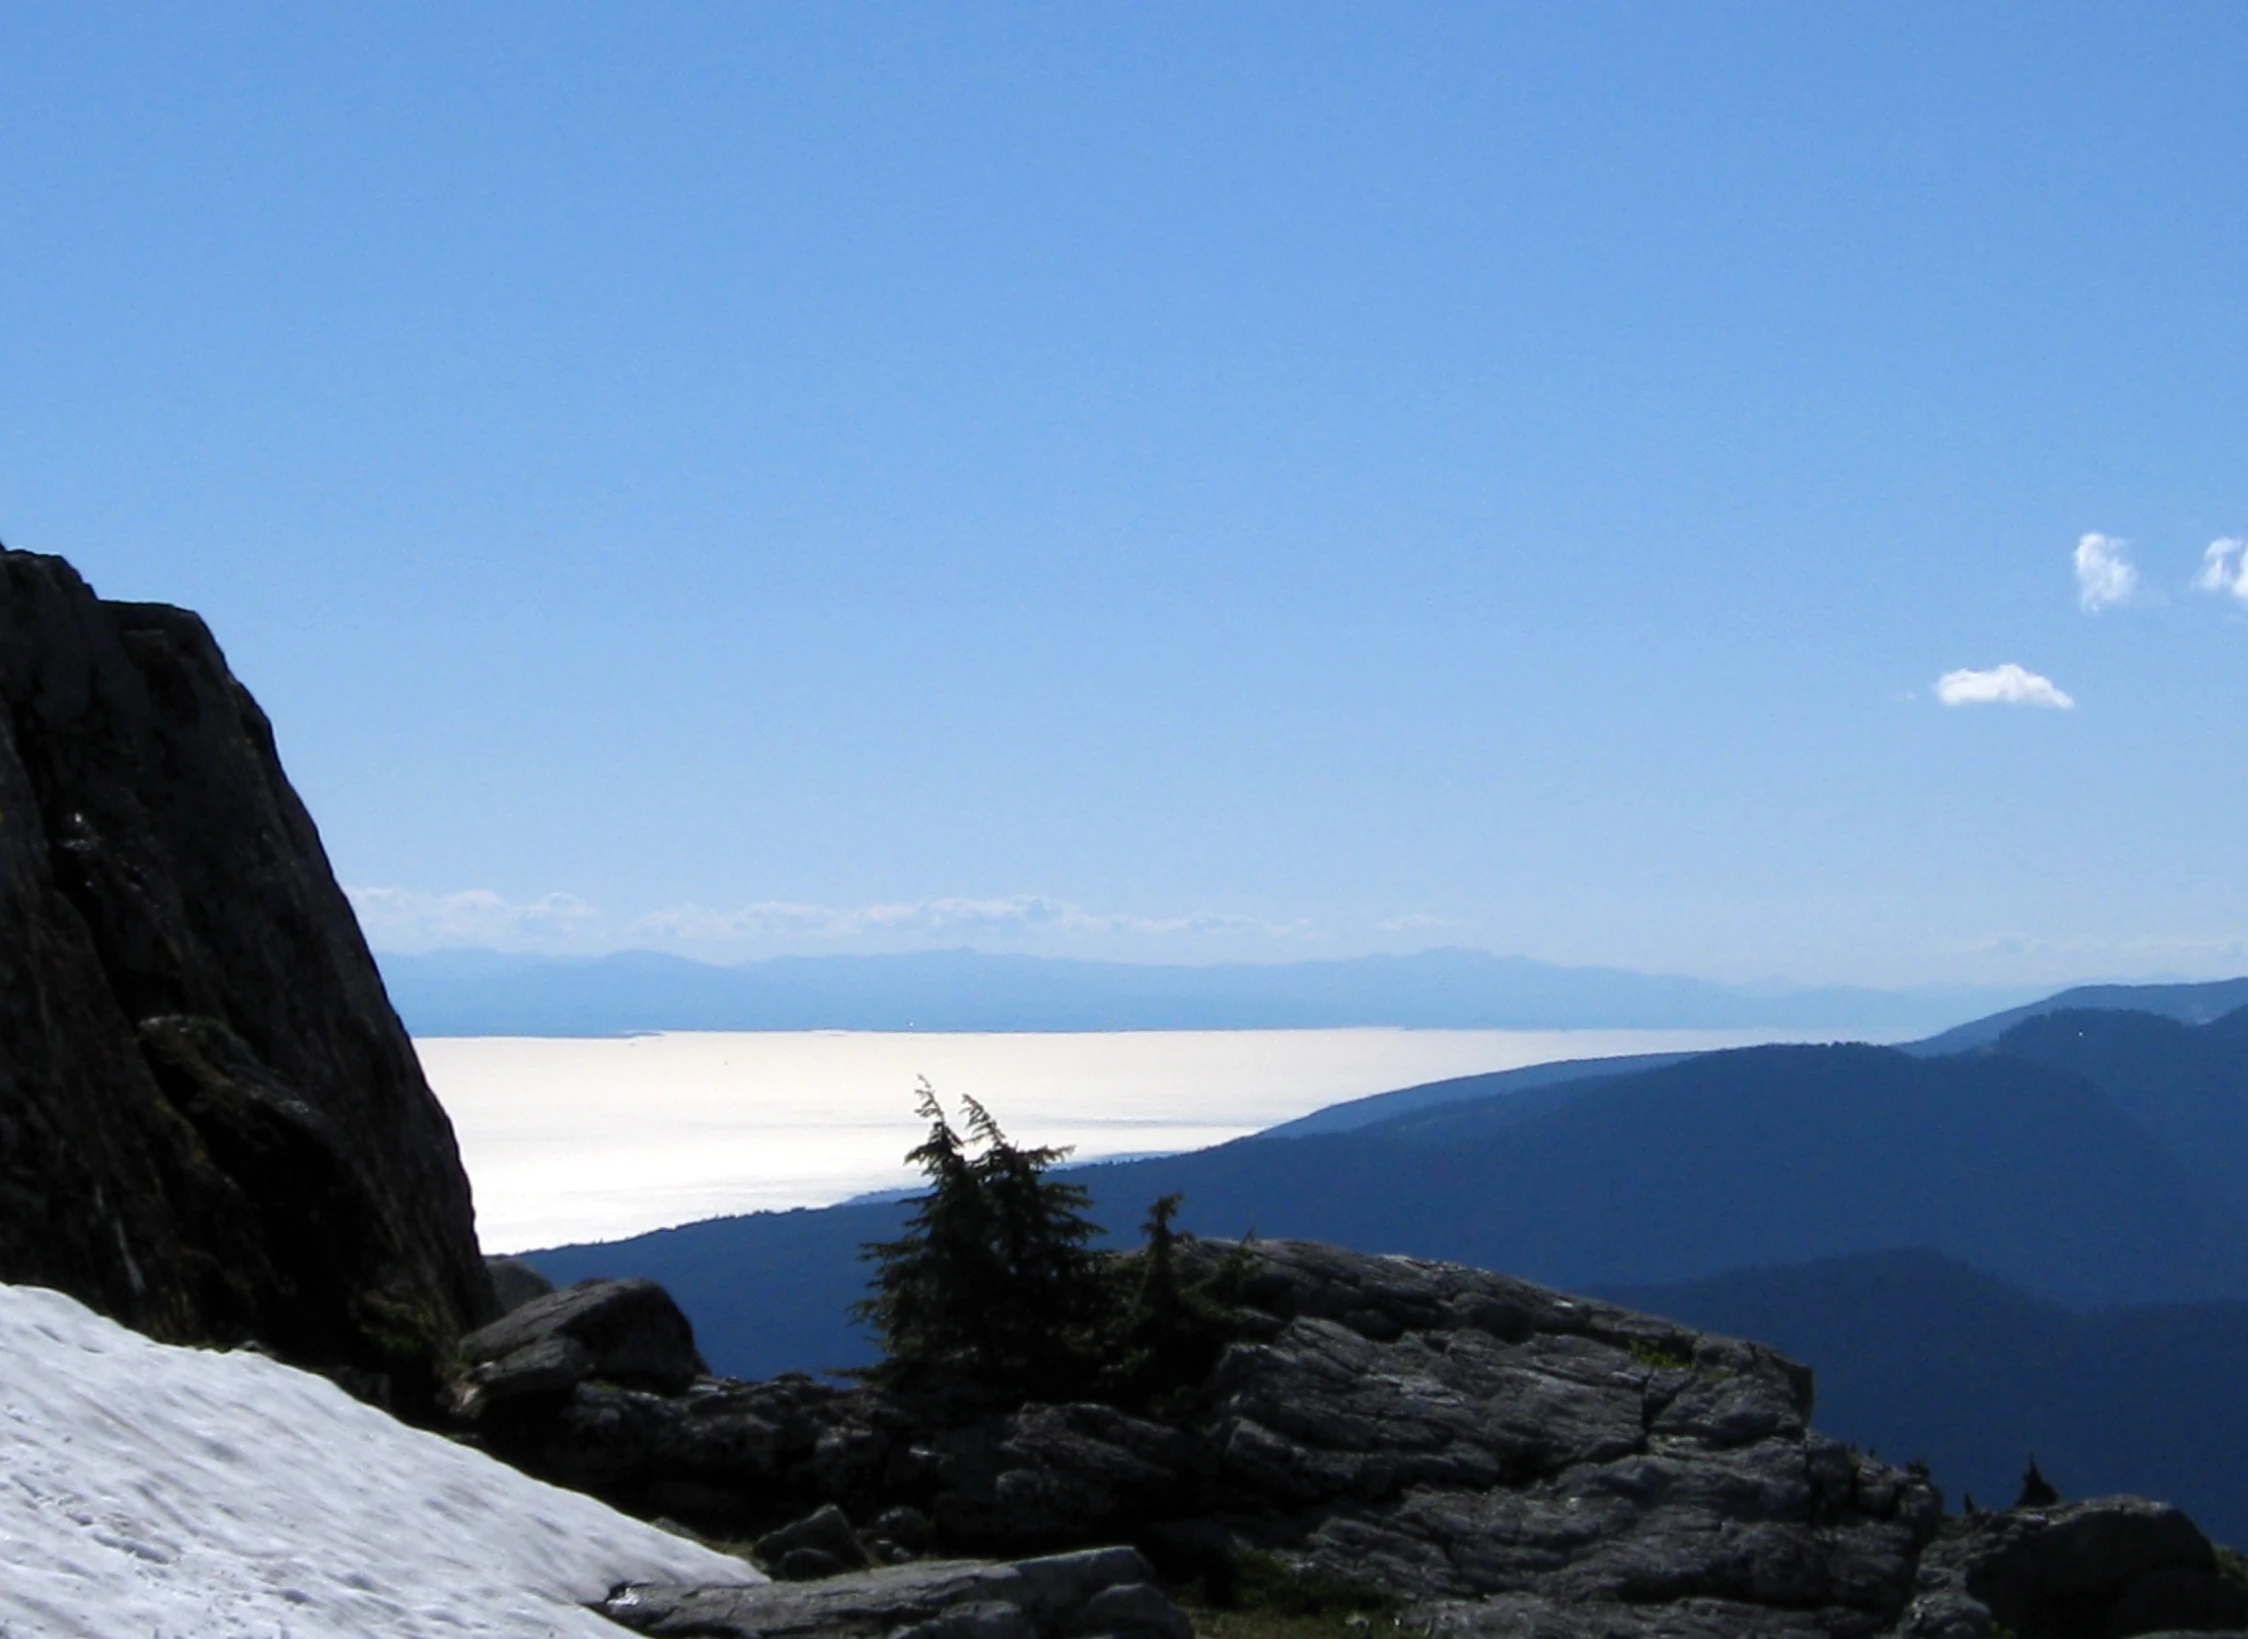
left=448, top=1238, right=2248, bottom=1637
left=0, top=549, right=493, bottom=1404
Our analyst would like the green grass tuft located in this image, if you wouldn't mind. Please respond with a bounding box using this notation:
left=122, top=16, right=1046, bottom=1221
left=2215, top=1544, right=2248, bottom=1595
left=1628, top=1336, right=1694, bottom=1371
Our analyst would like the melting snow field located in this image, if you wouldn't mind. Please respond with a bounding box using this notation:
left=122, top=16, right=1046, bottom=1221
left=417, top=1026, right=1829, bottom=1252
left=0, top=1283, right=758, bottom=1639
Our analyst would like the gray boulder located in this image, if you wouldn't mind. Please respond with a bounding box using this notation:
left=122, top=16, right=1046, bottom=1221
left=451, top=1277, right=707, bottom=1413
left=486, top=1254, right=556, bottom=1316
left=0, top=549, right=493, bottom=1403
left=757, top=1503, right=872, bottom=1579
left=870, top=1504, right=938, bottom=1559
left=1899, top=1496, right=2248, bottom=1638
left=456, top=1364, right=906, bottom=1531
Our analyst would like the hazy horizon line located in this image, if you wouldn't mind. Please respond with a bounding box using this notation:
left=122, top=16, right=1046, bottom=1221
left=363, top=940, right=2246, bottom=1002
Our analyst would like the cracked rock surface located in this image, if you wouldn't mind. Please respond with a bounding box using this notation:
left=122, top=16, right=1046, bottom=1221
left=465, top=1239, right=2065, bottom=1636
left=459, top=1240, right=2247, bottom=1637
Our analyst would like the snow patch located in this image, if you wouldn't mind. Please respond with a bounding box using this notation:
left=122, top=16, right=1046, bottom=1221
left=0, top=1283, right=759, bottom=1637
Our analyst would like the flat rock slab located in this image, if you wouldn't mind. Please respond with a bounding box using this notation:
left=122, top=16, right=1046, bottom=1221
left=601, top=1547, right=1191, bottom=1639
left=1424, top=1592, right=1889, bottom=1638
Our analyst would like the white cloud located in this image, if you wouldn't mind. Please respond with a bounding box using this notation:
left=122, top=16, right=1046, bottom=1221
left=631, top=894, right=1312, bottom=949
left=2196, top=537, right=2248, bottom=602
left=2073, top=531, right=2139, bottom=611
left=346, top=886, right=1318, bottom=958
left=1935, top=663, right=2076, bottom=709
left=1965, top=930, right=2248, bottom=984
left=344, top=887, right=603, bottom=953
left=1377, top=913, right=1452, bottom=933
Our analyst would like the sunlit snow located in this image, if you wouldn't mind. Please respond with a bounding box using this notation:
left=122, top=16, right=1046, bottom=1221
left=0, top=1284, right=758, bottom=1638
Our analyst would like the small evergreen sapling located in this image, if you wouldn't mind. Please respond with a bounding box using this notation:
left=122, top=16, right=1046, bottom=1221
left=2015, top=1456, right=2060, bottom=1510
left=1104, top=1193, right=1253, bottom=1412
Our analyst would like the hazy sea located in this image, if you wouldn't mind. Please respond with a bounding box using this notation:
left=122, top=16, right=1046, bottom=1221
left=419, top=1026, right=1870, bottom=1252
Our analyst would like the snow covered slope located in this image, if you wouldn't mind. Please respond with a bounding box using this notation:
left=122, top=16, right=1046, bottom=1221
left=0, top=1284, right=759, bottom=1638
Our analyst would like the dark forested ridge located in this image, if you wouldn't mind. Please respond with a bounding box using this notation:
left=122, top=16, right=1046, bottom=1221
left=1905, top=976, right=2248, bottom=1055
left=1123, top=1041, right=2248, bottom=1303
left=1602, top=1249, right=2248, bottom=1549
left=1256, top=1049, right=1699, bottom=1137
left=1975, top=1005, right=2248, bottom=1210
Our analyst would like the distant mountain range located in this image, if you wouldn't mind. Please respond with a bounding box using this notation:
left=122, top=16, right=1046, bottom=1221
left=1265, top=973, right=2248, bottom=1136
left=378, top=945, right=2039, bottom=1035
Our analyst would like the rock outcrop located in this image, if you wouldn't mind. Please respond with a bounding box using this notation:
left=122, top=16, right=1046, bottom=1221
left=603, top=1545, right=1192, bottom=1639
left=487, top=1252, right=557, bottom=1316
left=449, top=1238, right=2242, bottom=1636
left=1901, top=1497, right=2248, bottom=1639
left=0, top=549, right=493, bottom=1402
left=450, top=1276, right=706, bottom=1416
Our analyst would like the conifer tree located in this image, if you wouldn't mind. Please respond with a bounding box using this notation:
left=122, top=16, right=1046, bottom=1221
left=853, top=1081, right=1000, bottom=1386
left=855, top=1082, right=1110, bottom=1402
left=859, top=1087, right=1255, bottom=1413
left=2015, top=1456, right=2061, bottom=1509
left=1105, top=1193, right=1256, bottom=1410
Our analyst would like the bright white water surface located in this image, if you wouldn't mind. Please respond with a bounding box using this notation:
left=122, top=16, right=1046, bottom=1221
left=422, top=1027, right=1851, bottom=1252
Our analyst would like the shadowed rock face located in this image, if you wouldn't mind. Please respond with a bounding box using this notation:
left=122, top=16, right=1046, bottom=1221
left=0, top=549, right=492, bottom=1402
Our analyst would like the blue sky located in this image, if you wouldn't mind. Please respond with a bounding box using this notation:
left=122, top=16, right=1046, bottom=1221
left=4, top=3, right=2246, bottom=986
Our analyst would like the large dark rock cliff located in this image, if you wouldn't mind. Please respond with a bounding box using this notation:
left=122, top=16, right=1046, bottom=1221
left=0, top=548, right=493, bottom=1401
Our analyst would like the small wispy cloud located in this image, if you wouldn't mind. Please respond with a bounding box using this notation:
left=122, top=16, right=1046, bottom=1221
left=631, top=894, right=1311, bottom=946
left=345, top=887, right=602, bottom=951
left=2196, top=537, right=2248, bottom=603
left=2073, top=531, right=2139, bottom=611
left=345, top=886, right=1319, bottom=957
left=1969, top=930, right=2248, bottom=976
left=1935, top=663, right=2076, bottom=710
left=1377, top=913, right=1451, bottom=934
